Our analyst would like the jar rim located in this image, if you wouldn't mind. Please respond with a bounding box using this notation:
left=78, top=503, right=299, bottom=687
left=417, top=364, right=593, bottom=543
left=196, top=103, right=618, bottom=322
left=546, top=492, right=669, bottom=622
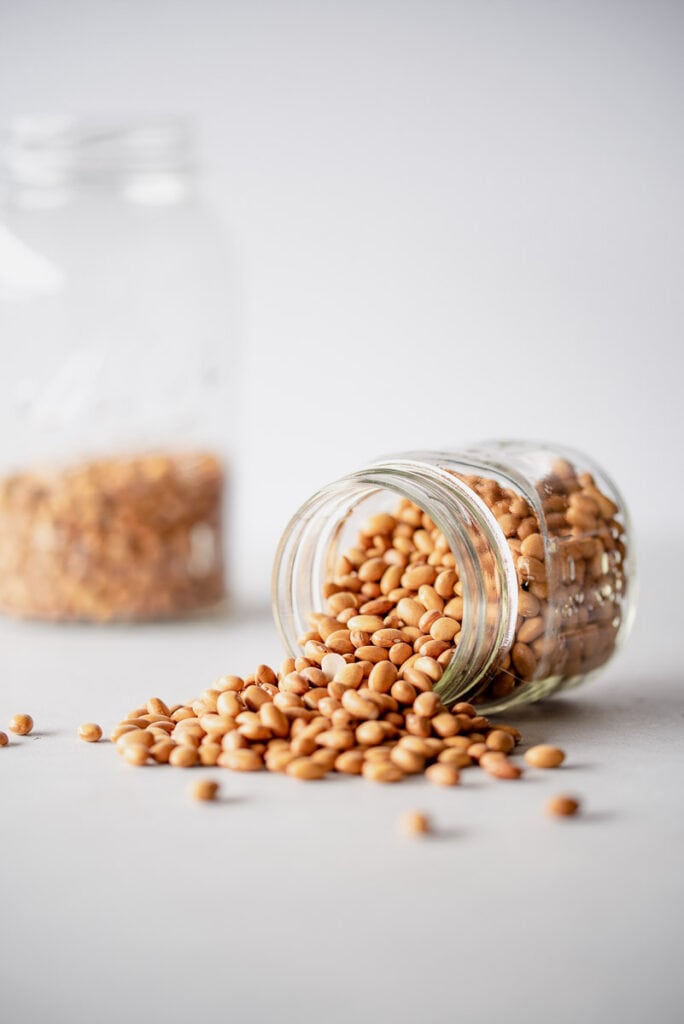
left=272, top=454, right=519, bottom=705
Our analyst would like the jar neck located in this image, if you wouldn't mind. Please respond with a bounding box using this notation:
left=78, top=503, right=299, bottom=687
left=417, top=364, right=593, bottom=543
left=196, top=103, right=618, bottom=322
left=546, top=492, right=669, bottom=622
left=0, top=116, right=195, bottom=208
left=272, top=458, right=518, bottom=705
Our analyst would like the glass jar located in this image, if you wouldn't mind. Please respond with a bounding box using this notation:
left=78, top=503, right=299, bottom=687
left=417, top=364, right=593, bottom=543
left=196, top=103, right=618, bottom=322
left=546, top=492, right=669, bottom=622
left=273, top=441, right=636, bottom=712
left=0, top=116, right=234, bottom=622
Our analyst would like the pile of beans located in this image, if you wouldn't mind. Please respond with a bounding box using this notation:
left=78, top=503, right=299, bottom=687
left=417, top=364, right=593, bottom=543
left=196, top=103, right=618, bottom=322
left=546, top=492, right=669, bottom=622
left=0, top=706, right=577, bottom=821
left=284, top=457, right=627, bottom=708
left=0, top=451, right=224, bottom=622
left=107, top=491, right=597, bottom=786
left=454, top=460, right=628, bottom=702
left=111, top=675, right=524, bottom=783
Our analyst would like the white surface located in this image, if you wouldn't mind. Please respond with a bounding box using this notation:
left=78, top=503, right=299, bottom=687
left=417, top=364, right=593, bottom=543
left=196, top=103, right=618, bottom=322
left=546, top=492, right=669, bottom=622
left=1, top=542, right=682, bottom=1024
left=1, top=0, right=683, bottom=599
left=0, top=6, right=682, bottom=1020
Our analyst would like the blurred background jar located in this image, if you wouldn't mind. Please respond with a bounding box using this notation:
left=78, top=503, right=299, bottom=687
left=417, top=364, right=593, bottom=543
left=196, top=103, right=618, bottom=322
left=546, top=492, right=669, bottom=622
left=0, top=116, right=235, bottom=622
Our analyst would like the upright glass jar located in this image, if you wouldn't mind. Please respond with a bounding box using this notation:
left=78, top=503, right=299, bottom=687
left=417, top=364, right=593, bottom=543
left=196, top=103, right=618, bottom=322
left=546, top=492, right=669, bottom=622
left=273, top=441, right=636, bottom=712
left=0, top=116, right=234, bottom=622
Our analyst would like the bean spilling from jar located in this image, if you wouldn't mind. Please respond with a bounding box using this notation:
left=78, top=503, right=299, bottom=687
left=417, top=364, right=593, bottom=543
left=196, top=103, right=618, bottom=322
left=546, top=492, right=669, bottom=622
left=317, top=457, right=628, bottom=705
left=455, top=459, right=628, bottom=702
left=111, top=677, right=524, bottom=783
left=107, top=458, right=623, bottom=782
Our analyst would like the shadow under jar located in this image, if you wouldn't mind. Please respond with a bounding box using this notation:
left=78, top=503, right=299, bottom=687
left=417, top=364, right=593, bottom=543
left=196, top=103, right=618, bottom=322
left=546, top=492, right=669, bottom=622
left=273, top=441, right=636, bottom=713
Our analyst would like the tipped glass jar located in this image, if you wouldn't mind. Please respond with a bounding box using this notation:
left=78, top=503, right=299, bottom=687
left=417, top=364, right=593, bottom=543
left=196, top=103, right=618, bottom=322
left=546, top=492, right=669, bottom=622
left=273, top=441, right=635, bottom=712
left=0, top=117, right=234, bottom=622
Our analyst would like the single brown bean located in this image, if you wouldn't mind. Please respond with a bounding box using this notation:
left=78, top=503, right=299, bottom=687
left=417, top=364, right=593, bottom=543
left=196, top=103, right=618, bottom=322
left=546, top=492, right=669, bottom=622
left=123, top=744, right=149, bottom=766
left=517, top=616, right=545, bottom=644
left=396, top=598, right=426, bottom=627
left=316, top=728, right=355, bottom=751
left=368, top=660, right=398, bottom=693
left=327, top=591, right=359, bottom=614
left=150, top=739, right=176, bottom=763
left=218, top=748, right=263, bottom=771
left=418, top=609, right=441, bottom=633
left=355, top=721, right=389, bottom=746
left=348, top=645, right=385, bottom=665
left=401, top=564, right=436, bottom=589
left=117, top=729, right=155, bottom=750
left=198, top=742, right=222, bottom=766
left=517, top=591, right=541, bottom=618
left=418, top=585, right=444, bottom=612
left=512, top=642, right=537, bottom=678
left=281, top=672, right=312, bottom=696
left=380, top=565, right=404, bottom=595
left=486, top=730, right=516, bottom=754
left=147, top=697, right=170, bottom=717
left=425, top=763, right=460, bottom=786
left=78, top=723, right=102, bottom=743
left=199, top=714, right=234, bottom=738
left=390, top=746, right=425, bottom=775
left=517, top=555, right=546, bottom=582
left=401, top=668, right=433, bottom=692
left=467, top=742, right=489, bottom=761
left=431, top=713, right=460, bottom=738
left=391, top=680, right=417, bottom=704
left=341, top=689, right=380, bottom=720
left=546, top=795, right=580, bottom=816
left=346, top=614, right=385, bottom=633
left=8, top=714, right=33, bottom=736
left=335, top=749, right=365, bottom=774
left=266, top=747, right=298, bottom=772
left=358, top=557, right=387, bottom=582
left=361, top=512, right=397, bottom=536
left=430, top=616, right=461, bottom=642
left=398, top=810, right=431, bottom=836
left=289, top=734, right=317, bottom=756
left=191, top=779, right=219, bottom=801
left=405, top=713, right=431, bottom=738
left=371, top=628, right=407, bottom=648
left=482, top=757, right=522, bottom=780
left=411, top=657, right=442, bottom=682
left=326, top=629, right=356, bottom=654
left=169, top=745, right=199, bottom=768
left=413, top=691, right=441, bottom=718
left=362, top=761, right=404, bottom=783
left=389, top=642, right=413, bottom=666
left=214, top=675, right=245, bottom=693
left=242, top=685, right=271, bottom=711
left=437, top=748, right=472, bottom=768
left=362, top=745, right=394, bottom=763
left=434, top=569, right=457, bottom=599
left=286, top=757, right=327, bottom=780
left=520, top=533, right=545, bottom=561
left=397, top=735, right=435, bottom=758
left=260, top=702, right=289, bottom=737
left=524, top=744, right=566, bottom=768
left=443, top=596, right=464, bottom=620
left=311, top=747, right=339, bottom=770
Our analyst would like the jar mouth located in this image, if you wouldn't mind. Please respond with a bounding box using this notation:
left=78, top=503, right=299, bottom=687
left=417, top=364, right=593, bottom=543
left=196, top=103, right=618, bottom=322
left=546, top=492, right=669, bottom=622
left=272, top=458, right=518, bottom=705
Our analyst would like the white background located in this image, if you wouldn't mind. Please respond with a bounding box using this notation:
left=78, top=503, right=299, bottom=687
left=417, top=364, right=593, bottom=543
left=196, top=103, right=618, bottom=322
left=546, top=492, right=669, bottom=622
left=1, top=4, right=683, bottom=1024
left=1, top=0, right=682, bottom=595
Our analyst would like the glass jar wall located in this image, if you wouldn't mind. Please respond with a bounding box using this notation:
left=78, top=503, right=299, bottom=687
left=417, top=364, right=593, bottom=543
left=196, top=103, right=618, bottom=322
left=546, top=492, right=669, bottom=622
left=0, top=116, right=235, bottom=621
left=273, top=441, right=635, bottom=712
